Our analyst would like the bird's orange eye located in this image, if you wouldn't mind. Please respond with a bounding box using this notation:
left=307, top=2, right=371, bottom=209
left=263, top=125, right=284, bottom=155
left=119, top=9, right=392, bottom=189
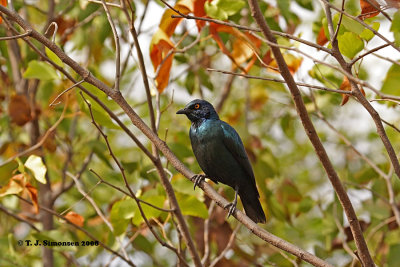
left=194, top=104, right=200, bottom=109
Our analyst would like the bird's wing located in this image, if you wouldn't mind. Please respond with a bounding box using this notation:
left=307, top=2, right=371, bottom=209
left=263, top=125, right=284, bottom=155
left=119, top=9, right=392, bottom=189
left=220, top=122, right=258, bottom=194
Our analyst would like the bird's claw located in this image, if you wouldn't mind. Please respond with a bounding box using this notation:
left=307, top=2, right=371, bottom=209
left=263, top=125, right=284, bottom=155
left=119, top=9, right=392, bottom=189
left=224, top=202, right=237, bottom=219
left=191, top=174, right=208, bottom=190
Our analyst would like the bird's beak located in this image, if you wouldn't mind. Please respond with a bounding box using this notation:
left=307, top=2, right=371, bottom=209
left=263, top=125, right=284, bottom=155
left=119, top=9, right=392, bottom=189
left=176, top=108, right=188, bottom=115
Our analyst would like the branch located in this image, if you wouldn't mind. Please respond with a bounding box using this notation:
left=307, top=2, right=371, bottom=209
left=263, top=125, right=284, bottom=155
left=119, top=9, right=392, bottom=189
left=208, top=68, right=353, bottom=95
left=0, top=204, right=40, bottom=232
left=247, top=1, right=374, bottom=266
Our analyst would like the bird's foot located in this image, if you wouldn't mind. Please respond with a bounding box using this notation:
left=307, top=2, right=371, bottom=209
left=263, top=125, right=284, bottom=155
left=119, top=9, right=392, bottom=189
left=191, top=174, right=208, bottom=190
left=224, top=202, right=237, bottom=219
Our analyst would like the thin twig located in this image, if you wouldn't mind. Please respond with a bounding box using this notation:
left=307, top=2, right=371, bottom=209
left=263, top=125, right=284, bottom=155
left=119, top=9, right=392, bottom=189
left=0, top=30, right=32, bottom=40
left=100, top=0, right=121, bottom=91
left=0, top=204, right=40, bottom=232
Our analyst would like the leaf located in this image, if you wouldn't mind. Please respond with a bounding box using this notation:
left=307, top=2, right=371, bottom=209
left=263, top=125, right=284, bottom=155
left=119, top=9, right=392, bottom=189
left=110, top=199, right=131, bottom=235
left=381, top=63, right=400, bottom=96
left=64, top=211, right=84, bottom=227
left=276, top=179, right=302, bottom=203
left=159, top=0, right=192, bottom=37
left=8, top=94, right=32, bottom=126
left=340, top=15, right=364, bottom=35
left=194, top=0, right=207, bottom=30
left=24, top=155, right=47, bottom=184
left=150, top=29, right=175, bottom=93
left=45, top=47, right=63, bottom=67
left=359, top=0, right=380, bottom=20
left=340, top=76, right=351, bottom=105
left=360, top=22, right=380, bottom=41
left=0, top=174, right=25, bottom=197
left=388, top=244, right=400, bottom=266
left=0, top=0, right=6, bottom=23
left=23, top=60, right=59, bottom=81
left=25, top=183, right=39, bottom=214
left=391, top=10, right=400, bottom=46
left=176, top=193, right=208, bottom=218
left=205, top=0, right=245, bottom=20
left=337, top=32, right=364, bottom=59
left=316, top=26, right=328, bottom=46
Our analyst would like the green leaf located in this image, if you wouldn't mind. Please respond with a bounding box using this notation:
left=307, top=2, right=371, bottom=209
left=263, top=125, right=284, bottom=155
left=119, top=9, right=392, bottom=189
left=23, top=60, right=59, bottom=80
left=360, top=22, right=380, bottom=42
left=337, top=32, right=364, bottom=59
left=340, top=15, right=364, bottom=35
left=110, top=199, right=132, bottom=236
left=205, top=0, right=245, bottom=20
left=45, top=47, right=63, bottom=67
left=24, top=155, right=47, bottom=184
left=391, top=10, right=400, bottom=46
left=87, top=140, right=113, bottom=169
left=381, top=63, right=400, bottom=96
left=388, top=244, right=400, bottom=267
left=131, top=189, right=165, bottom=225
left=309, top=64, right=343, bottom=88
left=176, top=193, right=208, bottom=218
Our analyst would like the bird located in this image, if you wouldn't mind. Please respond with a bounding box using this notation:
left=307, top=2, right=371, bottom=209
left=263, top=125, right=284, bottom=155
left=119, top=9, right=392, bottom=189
left=176, top=99, right=266, bottom=223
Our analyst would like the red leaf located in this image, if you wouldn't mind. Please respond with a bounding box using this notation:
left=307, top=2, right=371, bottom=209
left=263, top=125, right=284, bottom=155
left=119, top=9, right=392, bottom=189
left=359, top=0, right=380, bottom=20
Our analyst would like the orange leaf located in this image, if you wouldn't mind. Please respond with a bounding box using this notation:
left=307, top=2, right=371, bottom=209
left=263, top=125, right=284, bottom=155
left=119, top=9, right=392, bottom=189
left=25, top=183, right=39, bottom=214
left=8, top=94, right=32, bottom=126
left=65, top=211, right=84, bottom=227
left=150, top=29, right=175, bottom=93
left=194, top=0, right=207, bottom=30
left=359, top=0, right=380, bottom=20
left=0, top=174, right=25, bottom=197
left=159, top=0, right=192, bottom=37
left=340, top=76, right=351, bottom=106
left=340, top=76, right=366, bottom=105
left=0, top=0, right=7, bottom=24
left=316, top=26, right=328, bottom=46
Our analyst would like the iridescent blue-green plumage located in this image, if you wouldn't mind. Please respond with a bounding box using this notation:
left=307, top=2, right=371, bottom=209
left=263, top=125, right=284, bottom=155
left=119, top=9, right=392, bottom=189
left=177, top=99, right=266, bottom=223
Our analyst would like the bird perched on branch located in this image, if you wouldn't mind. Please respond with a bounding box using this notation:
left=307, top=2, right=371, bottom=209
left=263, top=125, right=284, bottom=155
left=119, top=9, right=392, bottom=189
left=177, top=99, right=266, bottom=223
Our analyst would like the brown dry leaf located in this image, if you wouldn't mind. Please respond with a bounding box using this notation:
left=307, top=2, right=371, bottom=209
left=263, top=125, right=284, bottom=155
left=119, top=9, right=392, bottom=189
left=383, top=0, right=400, bottom=8
left=40, top=129, right=57, bottom=153
left=8, top=94, right=32, bottom=126
left=359, top=0, right=380, bottom=20
left=25, top=183, right=39, bottom=214
left=65, top=211, right=84, bottom=227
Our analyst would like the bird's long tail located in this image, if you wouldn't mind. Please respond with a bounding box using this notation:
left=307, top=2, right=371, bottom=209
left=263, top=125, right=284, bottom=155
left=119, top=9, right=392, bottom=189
left=239, top=189, right=266, bottom=223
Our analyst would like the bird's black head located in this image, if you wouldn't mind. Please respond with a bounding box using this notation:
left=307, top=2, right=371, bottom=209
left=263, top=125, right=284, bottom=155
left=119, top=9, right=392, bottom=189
left=176, top=99, right=219, bottom=123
